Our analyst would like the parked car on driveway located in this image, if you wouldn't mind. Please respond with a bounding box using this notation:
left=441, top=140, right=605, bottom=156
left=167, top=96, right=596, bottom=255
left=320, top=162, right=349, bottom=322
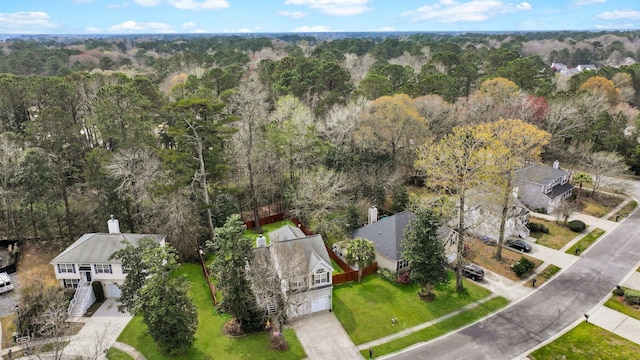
left=506, top=239, right=532, bottom=252
left=462, top=263, right=485, bottom=281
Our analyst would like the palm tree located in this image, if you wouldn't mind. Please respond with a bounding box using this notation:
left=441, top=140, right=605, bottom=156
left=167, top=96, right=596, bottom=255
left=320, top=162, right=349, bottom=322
left=572, top=172, right=593, bottom=201
left=345, top=238, right=376, bottom=282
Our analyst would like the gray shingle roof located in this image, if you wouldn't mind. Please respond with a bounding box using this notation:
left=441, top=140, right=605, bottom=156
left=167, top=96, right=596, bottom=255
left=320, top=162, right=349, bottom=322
left=352, top=211, right=415, bottom=261
left=514, top=163, right=568, bottom=185
left=50, top=233, right=165, bottom=264
left=267, top=225, right=331, bottom=271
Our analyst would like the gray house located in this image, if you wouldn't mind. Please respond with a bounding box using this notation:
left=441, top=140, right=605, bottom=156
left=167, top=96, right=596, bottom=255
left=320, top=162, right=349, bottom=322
left=251, top=225, right=333, bottom=318
left=513, top=161, right=573, bottom=214
left=352, top=211, right=456, bottom=273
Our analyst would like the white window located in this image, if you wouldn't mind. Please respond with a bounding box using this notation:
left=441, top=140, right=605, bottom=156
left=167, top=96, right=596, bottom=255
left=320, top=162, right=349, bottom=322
left=94, top=264, right=112, bottom=274
left=290, top=276, right=306, bottom=290
left=397, top=259, right=409, bottom=272
left=57, top=264, right=76, bottom=274
left=63, top=279, right=79, bottom=288
left=313, top=268, right=329, bottom=285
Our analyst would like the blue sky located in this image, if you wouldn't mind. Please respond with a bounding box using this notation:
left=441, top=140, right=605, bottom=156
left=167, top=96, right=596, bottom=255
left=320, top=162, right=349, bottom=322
left=0, top=0, right=638, bottom=34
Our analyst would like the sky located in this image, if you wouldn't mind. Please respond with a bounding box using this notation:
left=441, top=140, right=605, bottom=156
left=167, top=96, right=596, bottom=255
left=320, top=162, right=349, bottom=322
left=0, top=0, right=638, bottom=35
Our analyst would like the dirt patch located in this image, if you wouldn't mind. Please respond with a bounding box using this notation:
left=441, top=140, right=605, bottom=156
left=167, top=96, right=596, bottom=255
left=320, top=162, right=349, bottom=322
left=17, top=240, right=64, bottom=288
left=465, top=239, right=543, bottom=282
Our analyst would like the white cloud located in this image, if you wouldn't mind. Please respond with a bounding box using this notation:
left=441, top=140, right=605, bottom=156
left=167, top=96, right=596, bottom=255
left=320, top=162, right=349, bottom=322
left=595, top=9, right=640, bottom=20
left=106, top=3, right=130, bottom=9
left=401, top=0, right=532, bottom=23
left=285, top=0, right=371, bottom=16
left=0, top=11, right=59, bottom=33
left=182, top=21, right=197, bottom=28
left=168, top=0, right=229, bottom=10
left=575, top=0, right=605, bottom=5
left=277, top=10, right=307, bottom=19
left=133, top=0, right=163, bottom=6
left=595, top=23, right=635, bottom=29
left=109, top=20, right=175, bottom=33
left=292, top=25, right=332, bottom=32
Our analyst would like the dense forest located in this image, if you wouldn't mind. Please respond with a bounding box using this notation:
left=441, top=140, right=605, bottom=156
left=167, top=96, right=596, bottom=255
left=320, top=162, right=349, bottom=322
left=1, top=30, right=639, bottom=259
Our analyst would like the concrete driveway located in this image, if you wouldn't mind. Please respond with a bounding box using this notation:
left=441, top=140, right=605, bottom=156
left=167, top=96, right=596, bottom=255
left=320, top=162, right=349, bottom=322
left=291, top=311, right=363, bottom=360
left=64, top=298, right=132, bottom=359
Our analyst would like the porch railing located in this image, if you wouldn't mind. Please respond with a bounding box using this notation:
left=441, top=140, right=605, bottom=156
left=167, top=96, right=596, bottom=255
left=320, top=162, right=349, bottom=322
left=67, top=277, right=88, bottom=316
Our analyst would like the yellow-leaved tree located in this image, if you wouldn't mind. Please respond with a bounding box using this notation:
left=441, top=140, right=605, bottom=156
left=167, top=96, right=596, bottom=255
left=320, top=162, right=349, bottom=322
left=578, top=76, right=620, bottom=106
left=473, top=119, right=551, bottom=260
left=415, top=125, right=507, bottom=293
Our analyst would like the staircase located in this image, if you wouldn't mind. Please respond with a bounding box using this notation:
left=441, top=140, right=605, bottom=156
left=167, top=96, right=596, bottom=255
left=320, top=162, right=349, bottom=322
left=266, top=299, right=277, bottom=315
left=68, top=282, right=94, bottom=317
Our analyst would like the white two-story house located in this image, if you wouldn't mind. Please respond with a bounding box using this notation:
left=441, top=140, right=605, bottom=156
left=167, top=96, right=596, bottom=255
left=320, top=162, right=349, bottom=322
left=251, top=224, right=333, bottom=318
left=513, top=161, right=574, bottom=214
left=50, top=216, right=165, bottom=316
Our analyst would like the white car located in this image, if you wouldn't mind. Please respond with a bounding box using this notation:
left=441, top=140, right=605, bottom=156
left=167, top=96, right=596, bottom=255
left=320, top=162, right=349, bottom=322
left=0, top=272, right=14, bottom=293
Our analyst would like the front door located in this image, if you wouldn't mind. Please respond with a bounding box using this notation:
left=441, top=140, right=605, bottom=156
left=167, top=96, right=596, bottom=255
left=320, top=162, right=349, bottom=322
left=84, top=271, right=92, bottom=282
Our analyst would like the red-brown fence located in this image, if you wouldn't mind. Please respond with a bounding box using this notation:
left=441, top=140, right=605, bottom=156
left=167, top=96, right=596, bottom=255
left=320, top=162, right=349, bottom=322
left=245, top=213, right=378, bottom=285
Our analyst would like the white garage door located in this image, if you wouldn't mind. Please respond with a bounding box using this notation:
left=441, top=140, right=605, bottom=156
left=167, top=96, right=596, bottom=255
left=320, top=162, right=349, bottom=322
left=105, top=283, right=122, bottom=298
left=311, top=295, right=329, bottom=313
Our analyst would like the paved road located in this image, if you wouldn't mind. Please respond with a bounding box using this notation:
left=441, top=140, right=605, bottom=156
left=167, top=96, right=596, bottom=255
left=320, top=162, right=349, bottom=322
left=389, top=179, right=640, bottom=360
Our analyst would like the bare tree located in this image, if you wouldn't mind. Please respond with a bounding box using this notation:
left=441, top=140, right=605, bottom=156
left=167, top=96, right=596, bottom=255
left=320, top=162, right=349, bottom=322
left=249, top=240, right=307, bottom=336
left=0, top=132, right=22, bottom=240
left=552, top=198, right=576, bottom=225
left=585, top=151, right=629, bottom=196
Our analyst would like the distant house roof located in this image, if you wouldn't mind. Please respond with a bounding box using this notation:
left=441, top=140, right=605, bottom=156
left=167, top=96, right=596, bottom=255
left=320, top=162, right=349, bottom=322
left=50, top=233, right=165, bottom=264
left=267, top=225, right=331, bottom=270
left=576, top=64, right=596, bottom=71
left=514, top=163, right=568, bottom=185
left=352, top=211, right=415, bottom=261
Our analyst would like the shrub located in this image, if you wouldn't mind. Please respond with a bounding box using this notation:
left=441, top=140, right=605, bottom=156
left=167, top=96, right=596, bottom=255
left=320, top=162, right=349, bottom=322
left=396, top=271, right=412, bottom=284
left=613, top=287, right=625, bottom=296
left=92, top=281, right=105, bottom=302
left=624, top=289, right=640, bottom=305
left=511, top=256, right=535, bottom=277
left=567, top=220, right=586, bottom=232
left=377, top=268, right=396, bottom=283
left=526, top=222, right=549, bottom=233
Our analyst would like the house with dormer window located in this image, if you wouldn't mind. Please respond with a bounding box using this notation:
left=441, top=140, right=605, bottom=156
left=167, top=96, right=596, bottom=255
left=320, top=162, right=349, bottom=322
left=513, top=161, right=573, bottom=214
left=251, top=224, right=333, bottom=318
left=50, top=216, right=165, bottom=317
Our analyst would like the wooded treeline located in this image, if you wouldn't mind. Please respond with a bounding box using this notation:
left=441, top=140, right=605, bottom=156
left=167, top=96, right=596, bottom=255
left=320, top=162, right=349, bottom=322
left=0, top=31, right=638, bottom=259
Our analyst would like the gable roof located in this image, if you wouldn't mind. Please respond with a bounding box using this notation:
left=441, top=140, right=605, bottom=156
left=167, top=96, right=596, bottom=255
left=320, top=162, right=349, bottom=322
left=265, top=225, right=331, bottom=273
left=50, top=233, right=165, bottom=265
left=514, top=163, right=568, bottom=185
left=352, top=211, right=415, bottom=261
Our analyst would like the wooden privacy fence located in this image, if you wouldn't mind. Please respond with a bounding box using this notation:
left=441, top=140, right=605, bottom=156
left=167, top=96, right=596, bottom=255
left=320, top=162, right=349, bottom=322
left=245, top=213, right=378, bottom=285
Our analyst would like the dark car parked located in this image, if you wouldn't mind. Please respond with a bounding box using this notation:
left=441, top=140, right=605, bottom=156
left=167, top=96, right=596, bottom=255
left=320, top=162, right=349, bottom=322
left=506, top=239, right=532, bottom=252
left=462, top=263, right=485, bottom=281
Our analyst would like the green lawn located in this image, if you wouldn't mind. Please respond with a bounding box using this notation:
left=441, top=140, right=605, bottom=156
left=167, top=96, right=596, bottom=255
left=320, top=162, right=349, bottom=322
left=333, top=272, right=492, bottom=344
left=331, top=259, right=345, bottom=274
left=529, top=322, right=640, bottom=360
left=604, top=295, right=640, bottom=321
left=529, top=218, right=577, bottom=250
left=362, top=296, right=509, bottom=357
left=565, top=228, right=605, bottom=255
left=117, top=263, right=305, bottom=360
left=243, top=220, right=297, bottom=246
left=107, top=348, right=134, bottom=360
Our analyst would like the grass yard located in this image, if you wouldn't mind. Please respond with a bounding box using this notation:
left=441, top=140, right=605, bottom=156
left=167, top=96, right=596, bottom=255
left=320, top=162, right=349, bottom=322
left=528, top=322, right=640, bottom=360
left=528, top=218, right=577, bottom=250
left=465, top=240, right=543, bottom=281
left=565, top=228, right=605, bottom=255
left=107, top=348, right=134, bottom=360
left=333, top=272, right=492, bottom=345
left=243, top=220, right=297, bottom=246
left=608, top=200, right=638, bottom=221
left=0, top=314, right=16, bottom=349
left=604, top=294, right=640, bottom=321
left=528, top=264, right=562, bottom=288
left=331, top=259, right=345, bottom=274
left=362, top=296, right=509, bottom=357
left=117, top=263, right=305, bottom=360
left=576, top=192, right=624, bottom=218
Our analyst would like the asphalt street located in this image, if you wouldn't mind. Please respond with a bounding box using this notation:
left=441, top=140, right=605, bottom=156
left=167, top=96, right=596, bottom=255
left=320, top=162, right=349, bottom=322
left=389, top=178, right=640, bottom=360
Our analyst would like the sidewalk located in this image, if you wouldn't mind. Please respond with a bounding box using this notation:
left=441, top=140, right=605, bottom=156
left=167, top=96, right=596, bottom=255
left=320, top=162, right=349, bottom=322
left=588, top=269, right=640, bottom=345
